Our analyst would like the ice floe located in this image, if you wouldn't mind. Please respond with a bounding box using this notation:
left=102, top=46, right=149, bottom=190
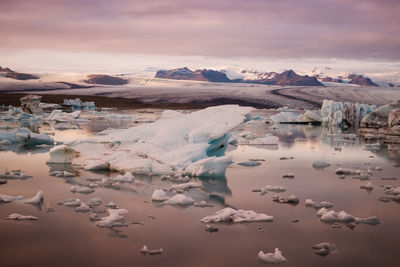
left=200, top=207, right=274, bottom=223
left=0, top=193, right=25, bottom=203
left=312, top=161, right=331, bottom=169
left=96, top=208, right=128, bottom=228
left=109, top=172, right=135, bottom=183
left=305, top=199, right=334, bottom=209
left=0, top=128, right=54, bottom=146
left=71, top=185, right=94, bottom=194
left=152, top=189, right=169, bottom=202
left=5, top=213, right=38, bottom=220
left=87, top=197, right=102, bottom=207
left=74, top=202, right=92, bottom=213
left=168, top=181, right=202, bottom=193
left=24, top=190, right=43, bottom=204
left=271, top=110, right=321, bottom=124
left=317, top=208, right=380, bottom=225
left=257, top=248, right=287, bottom=264
left=0, top=169, right=32, bottom=179
left=273, top=195, right=299, bottom=204
left=140, top=245, right=163, bottom=255
left=360, top=181, right=373, bottom=190
left=164, top=194, right=195, bottom=205
left=313, top=243, right=336, bottom=257
left=238, top=161, right=261, bottom=167
left=258, top=185, right=286, bottom=195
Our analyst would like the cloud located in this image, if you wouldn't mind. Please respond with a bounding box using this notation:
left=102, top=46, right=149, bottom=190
left=0, top=0, right=399, bottom=59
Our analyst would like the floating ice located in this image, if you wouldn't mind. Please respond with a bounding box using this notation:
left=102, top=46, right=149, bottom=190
left=355, top=216, right=380, bottom=225
left=0, top=193, right=25, bottom=203
left=0, top=128, right=53, bottom=146
left=318, top=209, right=355, bottom=223
left=49, top=170, right=75, bottom=178
left=75, top=202, right=91, bottom=213
left=305, top=199, right=333, bottom=209
left=201, top=207, right=274, bottom=223
left=313, top=242, right=336, bottom=257
left=6, top=213, right=38, bottom=220
left=193, top=201, right=213, bottom=207
left=47, top=110, right=82, bottom=123
left=109, top=172, right=135, bottom=183
left=96, top=208, right=128, bottom=228
left=140, top=245, right=163, bottom=255
left=152, top=189, right=169, bottom=202
left=105, top=201, right=118, bottom=208
left=360, top=181, right=373, bottom=190
left=164, top=194, right=195, bottom=205
left=87, top=197, right=102, bottom=206
left=273, top=195, right=299, bottom=204
left=63, top=98, right=95, bottom=109
left=384, top=186, right=400, bottom=195
left=63, top=199, right=82, bottom=207
left=334, top=168, right=360, bottom=175
left=282, top=173, right=295, bottom=178
left=48, top=105, right=253, bottom=177
left=24, top=190, right=43, bottom=204
left=257, top=248, right=287, bottom=264
left=47, top=145, right=79, bottom=164
left=168, top=181, right=202, bottom=193
left=71, top=186, right=94, bottom=194
left=0, top=169, right=31, bottom=179
left=312, top=161, right=331, bottom=169
left=260, top=185, right=286, bottom=195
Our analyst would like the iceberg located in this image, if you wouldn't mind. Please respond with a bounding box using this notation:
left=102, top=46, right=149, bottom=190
left=0, top=128, right=54, bottom=146
left=6, top=213, right=38, bottom=220
left=201, top=207, right=274, bottom=223
left=164, top=194, right=195, bottom=205
left=152, top=189, right=169, bottom=202
left=63, top=98, right=96, bottom=109
left=271, top=110, right=322, bottom=124
left=96, top=208, right=128, bottom=228
left=305, top=199, right=333, bottom=209
left=313, top=243, right=336, bottom=257
left=0, top=193, right=25, bottom=203
left=71, top=185, right=94, bottom=194
left=321, top=99, right=376, bottom=128
left=109, top=172, right=135, bottom=182
left=168, top=182, right=202, bottom=193
left=24, top=190, right=44, bottom=204
left=48, top=105, right=252, bottom=177
left=257, top=248, right=287, bottom=264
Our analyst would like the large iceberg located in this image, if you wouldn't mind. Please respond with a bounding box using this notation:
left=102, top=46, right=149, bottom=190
left=321, top=99, right=376, bottom=128
left=0, top=128, right=54, bottom=146
left=48, top=105, right=253, bottom=177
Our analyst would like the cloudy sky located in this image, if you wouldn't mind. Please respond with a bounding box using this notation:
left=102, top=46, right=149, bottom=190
left=1, top=0, right=399, bottom=73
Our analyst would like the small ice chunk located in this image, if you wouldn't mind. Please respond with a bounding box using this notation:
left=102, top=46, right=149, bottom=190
left=140, top=245, right=163, bottom=255
left=109, top=172, right=135, bottom=183
left=87, top=197, right=102, bottom=206
left=63, top=171, right=76, bottom=177
left=63, top=199, right=82, bottom=207
left=184, top=156, right=232, bottom=178
left=273, top=195, right=299, bottom=204
left=312, top=161, right=331, bottom=169
left=305, top=199, right=334, bottom=209
left=360, top=181, right=373, bottom=190
left=313, top=242, right=336, bottom=257
left=151, top=190, right=169, bottom=202
left=75, top=202, right=91, bottom=213
left=46, top=203, right=55, bottom=212
left=260, top=185, right=286, bottom=195
left=205, top=224, right=219, bottom=232
left=193, top=201, right=213, bottom=207
left=168, top=181, right=202, bottom=192
left=257, top=248, right=287, bottom=264
left=355, top=216, right=380, bottom=225
left=0, top=193, right=25, bottom=203
left=105, top=201, right=118, bottom=208
left=201, top=207, right=273, bottom=223
left=164, top=194, right=195, bottom=205
left=6, top=213, right=38, bottom=220
left=71, top=185, right=94, bottom=194
left=384, top=186, right=400, bottom=195
left=318, top=209, right=356, bottom=223
left=24, top=190, right=43, bottom=204
left=335, top=168, right=360, bottom=175
left=96, top=208, right=128, bottom=228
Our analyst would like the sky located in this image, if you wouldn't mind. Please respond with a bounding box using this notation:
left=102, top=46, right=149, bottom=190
left=1, top=0, right=399, bottom=74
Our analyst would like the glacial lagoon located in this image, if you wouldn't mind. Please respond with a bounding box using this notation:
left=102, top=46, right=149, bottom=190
left=0, top=108, right=399, bottom=267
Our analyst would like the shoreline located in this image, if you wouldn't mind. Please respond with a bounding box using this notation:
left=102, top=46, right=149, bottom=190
left=0, top=92, right=279, bottom=110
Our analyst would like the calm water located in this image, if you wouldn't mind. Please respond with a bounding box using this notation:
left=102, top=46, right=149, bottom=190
left=0, top=109, right=399, bottom=267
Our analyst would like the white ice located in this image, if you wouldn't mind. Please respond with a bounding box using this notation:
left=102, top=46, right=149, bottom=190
left=164, top=194, right=195, bottom=205
left=109, top=172, right=135, bottom=183
left=0, top=128, right=53, bottom=146
left=96, top=208, right=128, bottom=228
left=305, top=199, right=334, bottom=209
left=168, top=181, right=202, bottom=192
left=48, top=105, right=253, bottom=177
left=71, top=186, right=94, bottom=194
left=201, top=207, right=274, bottom=223
left=257, top=248, right=287, bottom=264
left=151, top=189, right=169, bottom=202
left=0, top=193, right=25, bottom=203
left=24, top=190, right=43, bottom=204
left=5, top=213, right=38, bottom=220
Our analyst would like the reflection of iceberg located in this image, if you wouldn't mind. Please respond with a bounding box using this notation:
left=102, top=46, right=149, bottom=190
left=48, top=105, right=253, bottom=178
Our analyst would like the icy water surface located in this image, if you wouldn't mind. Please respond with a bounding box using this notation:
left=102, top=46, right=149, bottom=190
left=0, top=109, right=399, bottom=267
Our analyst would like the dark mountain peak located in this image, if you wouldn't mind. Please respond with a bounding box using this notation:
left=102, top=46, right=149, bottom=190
left=281, top=69, right=298, bottom=78
left=0, top=65, right=39, bottom=80
left=347, top=74, right=377, bottom=86
left=84, top=74, right=128, bottom=85
left=155, top=67, right=230, bottom=82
